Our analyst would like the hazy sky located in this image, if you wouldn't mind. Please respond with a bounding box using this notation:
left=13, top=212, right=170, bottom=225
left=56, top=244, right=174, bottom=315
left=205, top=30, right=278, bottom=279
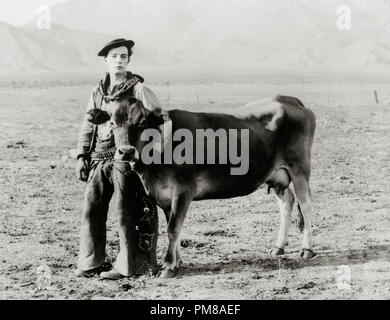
left=0, top=0, right=67, bottom=26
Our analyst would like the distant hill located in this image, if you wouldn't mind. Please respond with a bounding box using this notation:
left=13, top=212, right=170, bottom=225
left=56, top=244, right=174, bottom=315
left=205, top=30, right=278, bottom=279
left=0, top=22, right=107, bottom=73
left=0, top=21, right=153, bottom=74
left=46, top=0, right=390, bottom=72
left=1, top=0, right=390, bottom=74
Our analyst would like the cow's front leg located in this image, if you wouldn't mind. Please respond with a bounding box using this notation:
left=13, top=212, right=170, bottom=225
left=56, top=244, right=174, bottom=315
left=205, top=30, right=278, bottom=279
left=163, top=206, right=183, bottom=269
left=160, top=193, right=192, bottom=278
left=269, top=187, right=294, bottom=256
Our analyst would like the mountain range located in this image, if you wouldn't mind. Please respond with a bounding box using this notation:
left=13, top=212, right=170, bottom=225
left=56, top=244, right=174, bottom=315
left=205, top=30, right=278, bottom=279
left=1, top=0, right=390, bottom=74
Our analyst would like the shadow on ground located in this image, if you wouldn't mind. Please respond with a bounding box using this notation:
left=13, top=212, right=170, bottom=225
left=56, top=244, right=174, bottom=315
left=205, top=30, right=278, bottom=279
left=179, top=245, right=390, bottom=277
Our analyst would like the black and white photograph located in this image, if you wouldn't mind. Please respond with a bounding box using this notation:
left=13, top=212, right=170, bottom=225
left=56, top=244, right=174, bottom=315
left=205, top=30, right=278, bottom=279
left=0, top=0, right=389, bottom=302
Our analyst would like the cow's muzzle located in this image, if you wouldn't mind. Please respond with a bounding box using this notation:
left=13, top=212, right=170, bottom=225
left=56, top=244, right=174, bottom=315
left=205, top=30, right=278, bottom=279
left=115, top=146, right=139, bottom=162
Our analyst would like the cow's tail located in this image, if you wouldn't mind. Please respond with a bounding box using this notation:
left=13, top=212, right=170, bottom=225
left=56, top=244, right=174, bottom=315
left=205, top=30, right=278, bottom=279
left=297, top=203, right=305, bottom=232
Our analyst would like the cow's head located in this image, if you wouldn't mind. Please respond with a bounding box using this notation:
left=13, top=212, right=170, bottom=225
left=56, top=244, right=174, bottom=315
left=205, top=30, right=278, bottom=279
left=87, top=96, right=164, bottom=164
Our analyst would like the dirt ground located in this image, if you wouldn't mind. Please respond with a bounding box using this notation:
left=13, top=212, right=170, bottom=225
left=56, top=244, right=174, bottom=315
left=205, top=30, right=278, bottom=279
left=0, top=74, right=389, bottom=300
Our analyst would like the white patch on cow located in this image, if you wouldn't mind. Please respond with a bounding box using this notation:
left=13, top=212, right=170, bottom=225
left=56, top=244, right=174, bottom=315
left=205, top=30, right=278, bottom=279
left=232, top=98, right=284, bottom=131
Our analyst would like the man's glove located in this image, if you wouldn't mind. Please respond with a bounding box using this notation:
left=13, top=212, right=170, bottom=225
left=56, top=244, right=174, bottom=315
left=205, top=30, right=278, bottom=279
left=76, top=156, right=89, bottom=182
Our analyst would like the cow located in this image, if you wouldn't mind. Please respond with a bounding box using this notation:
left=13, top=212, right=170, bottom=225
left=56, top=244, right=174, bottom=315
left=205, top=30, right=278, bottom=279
left=87, top=95, right=316, bottom=278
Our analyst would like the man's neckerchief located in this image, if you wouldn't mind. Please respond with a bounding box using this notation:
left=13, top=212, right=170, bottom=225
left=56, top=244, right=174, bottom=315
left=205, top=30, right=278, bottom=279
left=97, top=71, right=144, bottom=102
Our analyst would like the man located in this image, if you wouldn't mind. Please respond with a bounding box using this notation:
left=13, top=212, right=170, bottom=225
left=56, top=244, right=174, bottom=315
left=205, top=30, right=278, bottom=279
left=75, top=38, right=169, bottom=280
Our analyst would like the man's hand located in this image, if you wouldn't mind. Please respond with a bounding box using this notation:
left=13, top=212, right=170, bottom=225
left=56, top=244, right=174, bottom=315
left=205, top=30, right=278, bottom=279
left=76, top=157, right=89, bottom=182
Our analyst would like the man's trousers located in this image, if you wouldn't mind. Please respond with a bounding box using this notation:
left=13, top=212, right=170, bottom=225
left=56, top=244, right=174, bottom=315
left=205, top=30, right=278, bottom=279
left=77, top=159, right=156, bottom=276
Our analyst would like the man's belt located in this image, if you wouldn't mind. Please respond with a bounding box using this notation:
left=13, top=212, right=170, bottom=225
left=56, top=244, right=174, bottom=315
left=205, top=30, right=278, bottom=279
left=90, top=148, right=116, bottom=160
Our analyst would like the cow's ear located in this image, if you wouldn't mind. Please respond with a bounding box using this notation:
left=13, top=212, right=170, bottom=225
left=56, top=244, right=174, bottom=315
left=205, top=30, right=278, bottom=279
left=87, top=109, right=111, bottom=125
left=146, top=110, right=164, bottom=127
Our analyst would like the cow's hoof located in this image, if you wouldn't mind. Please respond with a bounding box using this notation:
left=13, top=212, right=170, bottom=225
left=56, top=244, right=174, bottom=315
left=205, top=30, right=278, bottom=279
left=269, top=247, right=285, bottom=256
left=158, top=267, right=176, bottom=279
left=298, top=248, right=317, bottom=260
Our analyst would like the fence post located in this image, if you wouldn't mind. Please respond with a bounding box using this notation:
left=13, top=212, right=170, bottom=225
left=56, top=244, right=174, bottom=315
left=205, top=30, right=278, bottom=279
left=374, top=91, right=379, bottom=104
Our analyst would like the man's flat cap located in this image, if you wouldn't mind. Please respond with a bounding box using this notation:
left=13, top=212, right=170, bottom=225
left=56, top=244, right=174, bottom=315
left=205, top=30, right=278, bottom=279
left=98, top=38, right=135, bottom=57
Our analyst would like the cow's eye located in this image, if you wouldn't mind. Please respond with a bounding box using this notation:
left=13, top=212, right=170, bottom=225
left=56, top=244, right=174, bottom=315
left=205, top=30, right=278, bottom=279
left=109, top=121, right=117, bottom=128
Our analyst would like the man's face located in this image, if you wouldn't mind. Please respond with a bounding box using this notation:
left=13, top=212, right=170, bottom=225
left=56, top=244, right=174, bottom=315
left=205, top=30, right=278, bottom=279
left=104, top=46, right=130, bottom=75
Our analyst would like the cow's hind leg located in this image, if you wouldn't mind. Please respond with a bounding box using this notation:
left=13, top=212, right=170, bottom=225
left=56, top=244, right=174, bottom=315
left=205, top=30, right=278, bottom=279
left=160, top=193, right=193, bottom=278
left=269, top=186, right=294, bottom=256
left=290, top=173, right=316, bottom=259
